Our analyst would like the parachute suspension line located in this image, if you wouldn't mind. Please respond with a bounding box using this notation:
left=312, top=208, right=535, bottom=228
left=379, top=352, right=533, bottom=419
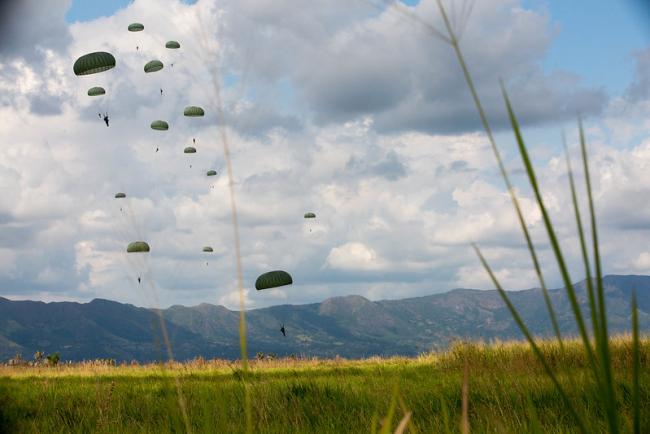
left=123, top=199, right=145, bottom=241
left=104, top=93, right=112, bottom=122
left=197, top=6, right=252, bottom=433
left=255, top=271, right=293, bottom=331
left=110, top=199, right=143, bottom=296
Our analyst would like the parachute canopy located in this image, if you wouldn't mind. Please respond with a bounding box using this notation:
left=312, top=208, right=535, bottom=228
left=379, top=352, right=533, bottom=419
left=73, top=52, right=116, bottom=76
left=127, top=241, right=150, bottom=253
left=183, top=106, right=205, bottom=117
left=87, top=86, right=106, bottom=96
left=128, top=23, right=144, bottom=32
left=206, top=170, right=217, bottom=176
left=184, top=146, right=196, bottom=154
left=151, top=120, right=169, bottom=131
left=202, top=246, right=214, bottom=252
left=144, top=60, right=164, bottom=73
left=255, top=270, right=293, bottom=291
left=304, top=212, right=316, bottom=219
left=165, top=41, right=181, bottom=49
left=114, top=192, right=126, bottom=199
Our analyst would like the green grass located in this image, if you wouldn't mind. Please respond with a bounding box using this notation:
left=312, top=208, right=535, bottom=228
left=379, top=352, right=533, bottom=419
left=0, top=3, right=643, bottom=434
left=1, top=337, right=648, bottom=433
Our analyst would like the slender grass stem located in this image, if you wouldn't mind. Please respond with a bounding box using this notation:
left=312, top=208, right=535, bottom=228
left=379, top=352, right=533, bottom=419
left=211, top=72, right=253, bottom=433
left=500, top=89, right=600, bottom=372
left=435, top=0, right=563, bottom=347
left=365, top=0, right=450, bottom=43
left=563, top=136, right=600, bottom=341
left=579, top=121, right=619, bottom=433
left=195, top=7, right=252, bottom=432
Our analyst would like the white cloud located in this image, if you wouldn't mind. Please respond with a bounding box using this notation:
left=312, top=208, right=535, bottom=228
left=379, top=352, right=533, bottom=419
left=634, top=252, right=650, bottom=271
left=455, top=262, right=538, bottom=291
left=0, top=0, right=648, bottom=309
left=218, top=0, right=605, bottom=133
left=325, top=242, right=385, bottom=271
left=219, top=287, right=254, bottom=310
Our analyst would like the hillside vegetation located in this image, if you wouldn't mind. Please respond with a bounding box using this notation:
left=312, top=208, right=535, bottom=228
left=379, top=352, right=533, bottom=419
left=2, top=274, right=649, bottom=361
left=1, top=337, right=648, bottom=433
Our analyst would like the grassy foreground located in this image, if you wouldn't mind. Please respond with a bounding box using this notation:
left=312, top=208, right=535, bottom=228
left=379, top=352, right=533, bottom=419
left=1, top=337, right=648, bottom=433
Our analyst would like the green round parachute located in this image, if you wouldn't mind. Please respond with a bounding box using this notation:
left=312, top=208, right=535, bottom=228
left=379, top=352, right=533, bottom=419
left=165, top=41, right=181, bottom=49
left=184, top=147, right=196, bottom=154
left=73, top=52, right=116, bottom=76
left=127, top=241, right=150, bottom=253
left=150, top=120, right=169, bottom=131
left=144, top=60, right=164, bottom=73
left=255, top=270, right=293, bottom=291
left=304, top=212, right=316, bottom=219
left=87, top=86, right=106, bottom=96
left=206, top=170, right=217, bottom=176
left=203, top=246, right=214, bottom=252
left=128, top=23, right=144, bottom=32
left=114, top=192, right=126, bottom=199
left=183, top=106, right=205, bottom=117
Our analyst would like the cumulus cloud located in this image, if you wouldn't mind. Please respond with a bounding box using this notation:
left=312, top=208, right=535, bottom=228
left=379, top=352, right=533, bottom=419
left=0, top=0, right=648, bottom=309
left=325, top=242, right=385, bottom=271
left=219, top=287, right=255, bottom=309
left=603, top=47, right=650, bottom=144
left=0, top=0, right=72, bottom=60
left=218, top=0, right=606, bottom=134
left=633, top=252, right=650, bottom=271
left=0, top=0, right=73, bottom=115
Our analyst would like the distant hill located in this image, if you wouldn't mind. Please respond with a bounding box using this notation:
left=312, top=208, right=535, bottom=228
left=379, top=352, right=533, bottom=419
left=1, top=275, right=648, bottom=362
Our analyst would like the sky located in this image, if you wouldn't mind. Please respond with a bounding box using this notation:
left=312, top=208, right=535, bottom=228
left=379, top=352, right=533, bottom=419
left=1, top=0, right=650, bottom=309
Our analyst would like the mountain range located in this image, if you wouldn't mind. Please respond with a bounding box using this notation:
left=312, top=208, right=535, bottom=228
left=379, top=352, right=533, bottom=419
left=1, top=275, right=648, bottom=362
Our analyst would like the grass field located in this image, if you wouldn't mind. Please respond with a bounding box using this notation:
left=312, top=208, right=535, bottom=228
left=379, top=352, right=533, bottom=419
left=1, top=336, right=648, bottom=433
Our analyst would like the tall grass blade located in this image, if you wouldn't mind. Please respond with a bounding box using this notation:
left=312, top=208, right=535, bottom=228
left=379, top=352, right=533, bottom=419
left=500, top=86, right=600, bottom=374
left=563, top=137, right=601, bottom=346
left=632, top=290, right=640, bottom=434
left=473, top=244, right=589, bottom=433
left=435, top=0, right=563, bottom=348
left=578, top=120, right=619, bottom=434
